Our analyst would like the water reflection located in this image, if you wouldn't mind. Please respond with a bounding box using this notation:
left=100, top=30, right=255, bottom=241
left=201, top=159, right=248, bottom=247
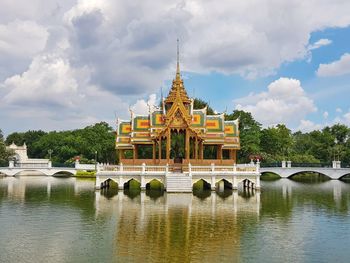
left=94, top=189, right=261, bottom=262
left=1, top=176, right=350, bottom=262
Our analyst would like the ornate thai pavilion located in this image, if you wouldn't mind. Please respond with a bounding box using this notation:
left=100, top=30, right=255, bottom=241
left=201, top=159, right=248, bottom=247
left=116, top=49, right=240, bottom=165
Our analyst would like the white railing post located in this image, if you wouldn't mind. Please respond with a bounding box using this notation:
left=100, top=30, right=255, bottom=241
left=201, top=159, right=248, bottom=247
left=75, top=159, right=79, bottom=168
left=332, top=161, right=337, bottom=169
left=336, top=161, right=341, bottom=169
left=287, top=161, right=291, bottom=168
left=9, top=160, right=14, bottom=168
left=165, top=163, right=169, bottom=176
left=48, top=160, right=52, bottom=168
left=255, top=173, right=261, bottom=190
left=256, top=159, right=260, bottom=173
left=120, top=163, right=123, bottom=173
left=233, top=163, right=237, bottom=173
left=189, top=163, right=192, bottom=176
left=211, top=163, right=215, bottom=174
left=282, top=160, right=286, bottom=168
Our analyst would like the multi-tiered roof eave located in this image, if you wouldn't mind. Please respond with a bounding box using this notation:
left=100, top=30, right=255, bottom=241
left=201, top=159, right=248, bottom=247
left=116, top=47, right=240, bottom=165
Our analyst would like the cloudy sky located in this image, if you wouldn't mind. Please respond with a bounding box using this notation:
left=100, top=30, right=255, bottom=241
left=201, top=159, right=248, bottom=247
left=1, top=0, right=350, bottom=135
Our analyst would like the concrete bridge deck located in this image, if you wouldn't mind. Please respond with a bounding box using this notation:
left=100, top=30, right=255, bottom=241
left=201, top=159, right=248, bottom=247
left=260, top=161, right=350, bottom=180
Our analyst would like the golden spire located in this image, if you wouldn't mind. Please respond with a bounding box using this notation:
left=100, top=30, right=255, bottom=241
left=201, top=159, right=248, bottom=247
left=176, top=38, right=180, bottom=80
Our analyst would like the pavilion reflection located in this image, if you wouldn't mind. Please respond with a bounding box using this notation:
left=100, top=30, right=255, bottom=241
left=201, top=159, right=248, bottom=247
left=94, top=190, right=261, bottom=262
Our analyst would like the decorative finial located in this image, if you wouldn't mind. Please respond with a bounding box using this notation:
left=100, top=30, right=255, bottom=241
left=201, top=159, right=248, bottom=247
left=176, top=38, right=180, bottom=79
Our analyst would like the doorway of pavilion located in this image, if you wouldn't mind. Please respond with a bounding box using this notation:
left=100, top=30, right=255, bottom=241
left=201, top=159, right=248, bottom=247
left=170, top=129, right=186, bottom=164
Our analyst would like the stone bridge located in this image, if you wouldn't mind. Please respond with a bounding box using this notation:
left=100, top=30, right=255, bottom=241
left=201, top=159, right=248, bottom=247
left=0, top=166, right=77, bottom=176
left=260, top=161, right=350, bottom=180
left=0, top=160, right=98, bottom=177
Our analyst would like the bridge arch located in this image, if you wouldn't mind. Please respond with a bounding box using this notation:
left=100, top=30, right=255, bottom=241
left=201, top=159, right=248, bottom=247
left=339, top=173, right=350, bottom=181
left=100, top=177, right=119, bottom=190
left=193, top=178, right=211, bottom=191
left=12, top=170, right=47, bottom=177
left=145, top=179, right=165, bottom=190
left=123, top=178, right=141, bottom=190
left=52, top=170, right=75, bottom=176
left=215, top=179, right=233, bottom=190
left=261, top=171, right=281, bottom=180
left=288, top=171, right=331, bottom=181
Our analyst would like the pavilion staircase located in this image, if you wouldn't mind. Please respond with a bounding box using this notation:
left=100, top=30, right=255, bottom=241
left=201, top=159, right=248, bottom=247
left=166, top=173, right=192, bottom=192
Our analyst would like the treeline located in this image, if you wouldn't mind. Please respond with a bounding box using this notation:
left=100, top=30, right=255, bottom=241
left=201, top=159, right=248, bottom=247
left=229, top=110, right=350, bottom=165
left=1, top=99, right=350, bottom=166
left=3, top=122, right=116, bottom=164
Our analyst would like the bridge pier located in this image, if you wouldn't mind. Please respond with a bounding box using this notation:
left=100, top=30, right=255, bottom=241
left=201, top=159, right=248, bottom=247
left=95, top=176, right=101, bottom=190
left=232, top=175, right=238, bottom=190
left=211, top=175, right=216, bottom=191
left=140, top=175, right=146, bottom=191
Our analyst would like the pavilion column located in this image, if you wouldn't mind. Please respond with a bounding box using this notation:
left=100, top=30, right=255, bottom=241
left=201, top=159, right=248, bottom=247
left=229, top=149, right=234, bottom=160
left=152, top=141, right=156, bottom=164
left=217, top=145, right=223, bottom=160
left=133, top=145, right=138, bottom=160
left=166, top=130, right=171, bottom=161
left=185, top=130, right=190, bottom=160
left=195, top=137, right=198, bottom=160
left=158, top=138, right=162, bottom=161
left=118, top=149, right=124, bottom=163
left=199, top=142, right=204, bottom=160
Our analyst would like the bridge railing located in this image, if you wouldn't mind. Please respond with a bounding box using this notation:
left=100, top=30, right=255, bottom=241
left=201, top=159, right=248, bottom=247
left=14, top=163, right=50, bottom=168
left=291, top=162, right=332, bottom=168
left=100, top=163, right=259, bottom=175
left=260, top=162, right=333, bottom=168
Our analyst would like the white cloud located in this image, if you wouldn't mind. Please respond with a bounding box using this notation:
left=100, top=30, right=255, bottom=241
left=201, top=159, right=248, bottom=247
left=2, top=0, right=350, bottom=132
left=297, top=119, right=322, bottom=132
left=308, top=38, right=332, bottom=51
left=1, top=53, right=86, bottom=108
left=336, top=108, right=342, bottom=113
left=235, top=78, right=317, bottom=127
left=317, top=53, right=350, bottom=77
left=323, top=111, right=329, bottom=119
left=131, top=94, right=158, bottom=115
left=0, top=20, right=48, bottom=58
left=342, top=112, right=350, bottom=125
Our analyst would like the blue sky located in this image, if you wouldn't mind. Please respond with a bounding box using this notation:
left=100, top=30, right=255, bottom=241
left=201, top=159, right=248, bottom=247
left=0, top=1, right=350, bottom=135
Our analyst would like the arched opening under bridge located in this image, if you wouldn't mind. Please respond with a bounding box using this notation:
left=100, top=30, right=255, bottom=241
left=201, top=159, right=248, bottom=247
left=260, top=172, right=281, bottom=181
left=339, top=173, right=350, bottom=183
left=123, top=179, right=141, bottom=199
left=100, top=178, right=119, bottom=198
left=288, top=171, right=331, bottom=183
left=193, top=179, right=211, bottom=199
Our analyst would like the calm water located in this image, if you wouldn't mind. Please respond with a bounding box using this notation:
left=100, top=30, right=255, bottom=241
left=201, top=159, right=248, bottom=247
left=0, top=176, right=350, bottom=263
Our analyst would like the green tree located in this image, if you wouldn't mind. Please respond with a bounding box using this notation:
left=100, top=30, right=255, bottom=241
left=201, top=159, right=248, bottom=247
left=226, top=110, right=261, bottom=162
left=1, top=129, right=13, bottom=166
left=6, top=122, right=116, bottom=164
left=260, top=124, right=293, bottom=162
left=193, top=98, right=215, bottom=114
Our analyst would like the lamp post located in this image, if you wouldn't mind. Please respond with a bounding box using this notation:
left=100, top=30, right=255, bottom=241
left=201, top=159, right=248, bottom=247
left=95, top=151, right=98, bottom=171
left=334, top=139, right=338, bottom=161
left=48, top=149, right=53, bottom=161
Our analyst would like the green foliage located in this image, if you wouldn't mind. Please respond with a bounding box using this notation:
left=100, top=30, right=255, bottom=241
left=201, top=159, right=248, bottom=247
left=0, top=129, right=14, bottom=166
left=193, top=98, right=215, bottom=114
left=226, top=110, right=262, bottom=162
left=260, top=172, right=281, bottom=181
left=5, top=122, right=116, bottom=164
left=75, top=170, right=96, bottom=177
